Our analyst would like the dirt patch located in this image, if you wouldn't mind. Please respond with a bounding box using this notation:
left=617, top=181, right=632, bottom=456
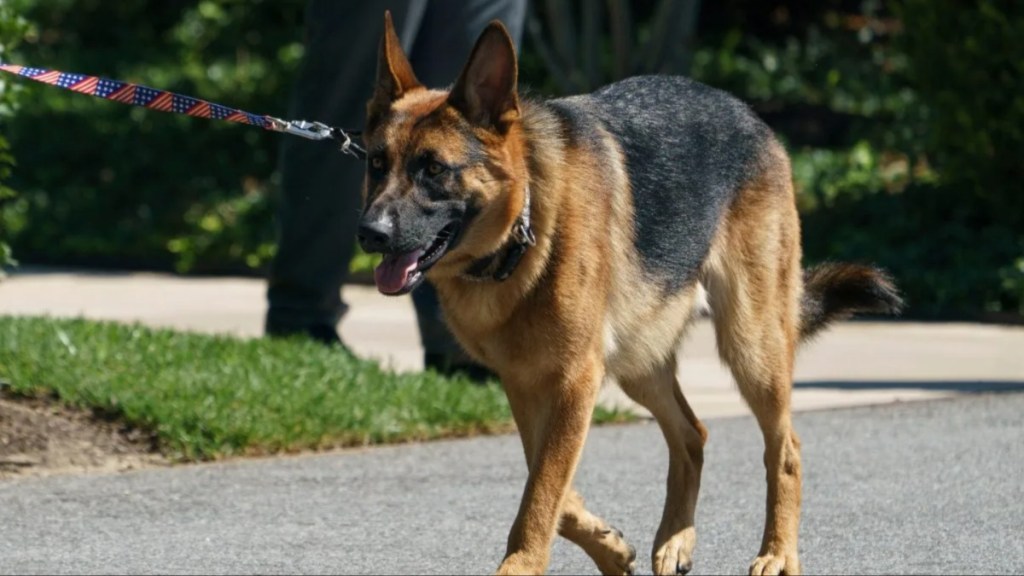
left=0, top=390, right=168, bottom=480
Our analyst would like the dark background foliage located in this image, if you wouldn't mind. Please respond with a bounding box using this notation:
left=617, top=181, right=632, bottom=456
left=0, top=0, right=1021, bottom=317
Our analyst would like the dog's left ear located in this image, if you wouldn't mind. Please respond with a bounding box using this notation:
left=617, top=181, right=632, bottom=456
left=448, top=21, right=520, bottom=132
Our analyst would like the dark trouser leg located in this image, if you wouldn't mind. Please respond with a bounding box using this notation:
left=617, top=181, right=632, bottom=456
left=265, top=1, right=427, bottom=340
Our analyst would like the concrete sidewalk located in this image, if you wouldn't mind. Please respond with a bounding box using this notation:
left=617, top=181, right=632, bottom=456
left=1, top=267, right=1022, bottom=418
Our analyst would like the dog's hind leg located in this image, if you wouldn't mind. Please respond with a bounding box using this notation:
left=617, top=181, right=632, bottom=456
left=619, top=357, right=708, bottom=576
left=704, top=155, right=804, bottom=576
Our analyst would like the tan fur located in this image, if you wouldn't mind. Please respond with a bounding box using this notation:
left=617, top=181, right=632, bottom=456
left=700, top=139, right=804, bottom=575
left=364, top=15, right=816, bottom=576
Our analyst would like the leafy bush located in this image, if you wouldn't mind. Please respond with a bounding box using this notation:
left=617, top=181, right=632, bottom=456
left=803, top=182, right=1024, bottom=317
left=2, top=0, right=305, bottom=273
left=799, top=0, right=1024, bottom=316
left=0, top=136, right=16, bottom=273
left=693, top=1, right=1024, bottom=316
left=893, top=0, right=1023, bottom=314
left=894, top=0, right=1023, bottom=224
left=0, top=3, right=31, bottom=274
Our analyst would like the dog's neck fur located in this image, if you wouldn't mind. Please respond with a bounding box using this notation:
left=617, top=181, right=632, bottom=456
left=434, top=100, right=569, bottom=332
left=461, top=184, right=535, bottom=282
left=455, top=99, right=563, bottom=287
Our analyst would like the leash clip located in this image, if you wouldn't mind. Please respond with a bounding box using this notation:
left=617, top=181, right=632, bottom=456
left=266, top=117, right=367, bottom=159
left=266, top=117, right=334, bottom=140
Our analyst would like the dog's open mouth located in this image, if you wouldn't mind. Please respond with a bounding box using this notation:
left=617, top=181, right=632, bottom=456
left=373, top=223, right=460, bottom=295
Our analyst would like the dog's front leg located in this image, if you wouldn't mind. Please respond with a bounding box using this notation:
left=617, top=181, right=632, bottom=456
left=497, top=358, right=603, bottom=575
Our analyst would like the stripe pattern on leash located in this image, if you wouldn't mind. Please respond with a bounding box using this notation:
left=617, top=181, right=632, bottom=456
left=0, top=62, right=271, bottom=130
left=0, top=61, right=363, bottom=157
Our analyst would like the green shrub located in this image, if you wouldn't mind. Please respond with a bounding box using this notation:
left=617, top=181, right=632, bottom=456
left=2, top=0, right=305, bottom=273
left=894, top=0, right=1024, bottom=225
left=0, top=135, right=16, bottom=273
left=0, top=2, right=31, bottom=273
left=802, top=182, right=1024, bottom=316
left=801, top=0, right=1024, bottom=316
left=719, top=0, right=1024, bottom=316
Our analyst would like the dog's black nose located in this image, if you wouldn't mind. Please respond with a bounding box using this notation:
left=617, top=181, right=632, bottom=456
left=358, top=217, right=394, bottom=253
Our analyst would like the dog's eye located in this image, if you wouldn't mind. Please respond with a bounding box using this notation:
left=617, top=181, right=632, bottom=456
left=426, top=161, right=446, bottom=176
left=370, top=156, right=385, bottom=171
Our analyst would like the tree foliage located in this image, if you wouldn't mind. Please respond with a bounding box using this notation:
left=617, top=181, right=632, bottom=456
left=0, top=1, right=32, bottom=273
left=2, top=0, right=305, bottom=273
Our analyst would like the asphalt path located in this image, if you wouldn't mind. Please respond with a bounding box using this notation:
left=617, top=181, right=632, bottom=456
left=2, top=392, right=1022, bottom=575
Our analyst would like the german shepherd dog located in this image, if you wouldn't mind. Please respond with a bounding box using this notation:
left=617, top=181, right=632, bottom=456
left=357, top=13, right=901, bottom=576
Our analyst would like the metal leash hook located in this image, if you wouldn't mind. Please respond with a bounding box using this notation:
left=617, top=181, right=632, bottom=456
left=266, top=117, right=332, bottom=140
left=266, top=117, right=367, bottom=160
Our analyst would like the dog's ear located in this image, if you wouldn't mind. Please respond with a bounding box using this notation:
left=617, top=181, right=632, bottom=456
left=371, top=11, right=422, bottom=109
left=448, top=21, right=520, bottom=131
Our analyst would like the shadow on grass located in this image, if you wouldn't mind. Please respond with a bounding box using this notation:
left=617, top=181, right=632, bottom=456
left=794, top=380, right=1024, bottom=393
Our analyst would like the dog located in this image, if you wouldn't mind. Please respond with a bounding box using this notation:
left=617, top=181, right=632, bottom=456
left=356, top=12, right=902, bottom=576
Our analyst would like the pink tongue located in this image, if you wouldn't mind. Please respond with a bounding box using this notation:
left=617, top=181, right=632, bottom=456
left=374, top=249, right=424, bottom=294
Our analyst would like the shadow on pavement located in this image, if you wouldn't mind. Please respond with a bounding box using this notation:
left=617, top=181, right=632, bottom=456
left=794, top=380, right=1024, bottom=393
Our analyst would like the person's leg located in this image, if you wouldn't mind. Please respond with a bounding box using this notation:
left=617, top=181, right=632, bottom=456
left=407, top=0, right=526, bottom=375
left=266, top=1, right=427, bottom=344
left=412, top=0, right=527, bottom=82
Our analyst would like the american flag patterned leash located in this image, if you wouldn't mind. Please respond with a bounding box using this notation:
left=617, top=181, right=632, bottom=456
left=0, top=62, right=366, bottom=159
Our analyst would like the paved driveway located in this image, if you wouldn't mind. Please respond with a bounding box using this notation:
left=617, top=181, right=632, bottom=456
left=1, top=393, right=1021, bottom=575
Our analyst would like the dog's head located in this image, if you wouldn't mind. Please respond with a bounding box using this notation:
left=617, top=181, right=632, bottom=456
left=357, top=11, right=528, bottom=295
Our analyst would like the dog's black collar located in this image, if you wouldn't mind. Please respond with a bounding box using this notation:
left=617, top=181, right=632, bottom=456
left=463, top=185, right=536, bottom=282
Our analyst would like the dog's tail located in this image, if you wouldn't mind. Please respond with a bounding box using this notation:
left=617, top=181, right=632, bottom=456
left=799, top=263, right=903, bottom=342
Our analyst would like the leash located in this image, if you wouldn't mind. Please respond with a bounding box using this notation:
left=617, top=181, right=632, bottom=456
left=0, top=62, right=367, bottom=159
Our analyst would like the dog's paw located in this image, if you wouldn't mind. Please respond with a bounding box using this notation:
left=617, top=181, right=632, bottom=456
left=748, top=551, right=800, bottom=576
left=652, top=533, right=695, bottom=575
left=592, top=526, right=636, bottom=575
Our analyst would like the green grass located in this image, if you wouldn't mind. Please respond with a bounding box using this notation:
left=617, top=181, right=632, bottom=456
left=0, top=315, right=632, bottom=462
